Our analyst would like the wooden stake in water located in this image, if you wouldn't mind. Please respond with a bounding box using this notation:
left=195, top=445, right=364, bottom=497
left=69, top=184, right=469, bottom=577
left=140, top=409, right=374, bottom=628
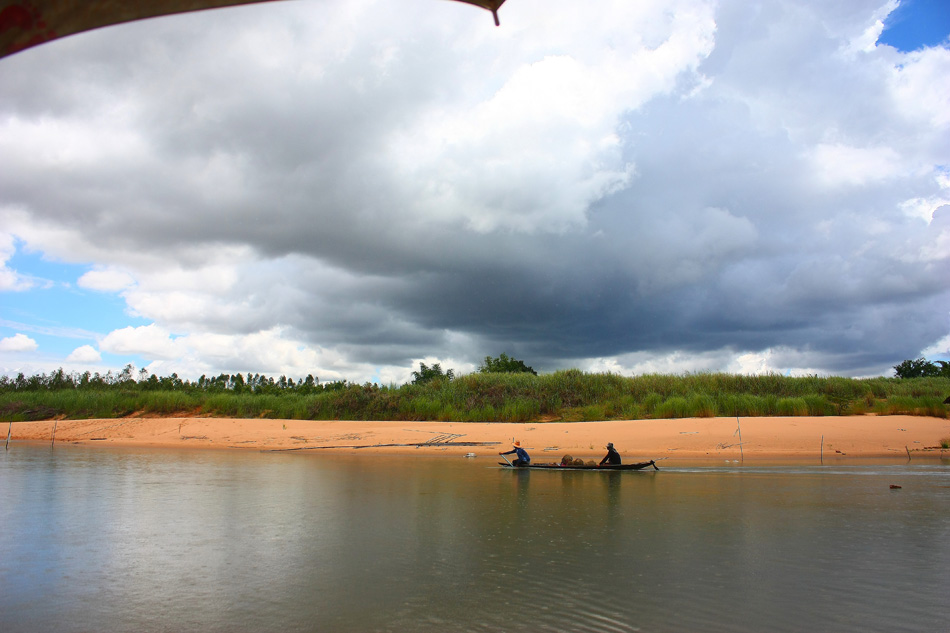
left=5, top=421, right=11, bottom=450
left=51, top=420, right=58, bottom=449
left=820, top=434, right=824, bottom=464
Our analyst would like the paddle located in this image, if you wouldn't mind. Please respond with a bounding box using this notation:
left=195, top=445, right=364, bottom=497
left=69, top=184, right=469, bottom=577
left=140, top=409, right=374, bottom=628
left=499, top=453, right=514, bottom=467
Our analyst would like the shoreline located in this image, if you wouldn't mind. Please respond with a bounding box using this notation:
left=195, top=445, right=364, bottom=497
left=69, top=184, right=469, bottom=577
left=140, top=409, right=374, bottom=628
left=6, top=415, right=950, bottom=462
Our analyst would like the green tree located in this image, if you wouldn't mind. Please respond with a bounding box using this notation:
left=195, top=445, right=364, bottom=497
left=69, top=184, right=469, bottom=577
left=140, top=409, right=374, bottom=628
left=893, top=357, right=950, bottom=378
left=478, top=353, right=537, bottom=375
left=297, top=374, right=318, bottom=395
left=411, top=362, right=454, bottom=384
left=118, top=363, right=135, bottom=384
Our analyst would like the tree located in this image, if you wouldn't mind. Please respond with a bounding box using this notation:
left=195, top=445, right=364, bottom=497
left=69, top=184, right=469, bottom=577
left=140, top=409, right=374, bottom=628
left=297, top=374, right=318, bottom=395
left=893, top=357, right=950, bottom=378
left=118, top=363, right=135, bottom=383
left=411, top=362, right=454, bottom=384
left=478, top=353, right=536, bottom=375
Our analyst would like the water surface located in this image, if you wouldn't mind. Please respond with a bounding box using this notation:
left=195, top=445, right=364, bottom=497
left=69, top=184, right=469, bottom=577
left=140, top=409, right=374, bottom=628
left=2, top=445, right=948, bottom=632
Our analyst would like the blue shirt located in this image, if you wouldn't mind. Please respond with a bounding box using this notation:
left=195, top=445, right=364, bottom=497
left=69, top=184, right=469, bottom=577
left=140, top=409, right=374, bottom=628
left=502, top=446, right=530, bottom=463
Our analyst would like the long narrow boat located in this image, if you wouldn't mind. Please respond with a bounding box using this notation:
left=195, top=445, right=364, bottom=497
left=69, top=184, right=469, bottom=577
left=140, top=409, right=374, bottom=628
left=499, top=460, right=659, bottom=471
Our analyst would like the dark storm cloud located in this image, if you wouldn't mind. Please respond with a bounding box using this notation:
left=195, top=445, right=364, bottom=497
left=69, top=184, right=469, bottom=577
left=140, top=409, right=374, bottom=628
left=1, top=0, right=948, bottom=381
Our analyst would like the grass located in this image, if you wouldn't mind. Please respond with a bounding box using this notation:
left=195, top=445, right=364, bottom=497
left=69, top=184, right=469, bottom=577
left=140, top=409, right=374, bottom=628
left=1, top=372, right=947, bottom=423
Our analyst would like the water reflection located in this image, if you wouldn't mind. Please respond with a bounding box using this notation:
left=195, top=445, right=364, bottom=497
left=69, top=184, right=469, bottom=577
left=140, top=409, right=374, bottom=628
left=1, top=445, right=948, bottom=633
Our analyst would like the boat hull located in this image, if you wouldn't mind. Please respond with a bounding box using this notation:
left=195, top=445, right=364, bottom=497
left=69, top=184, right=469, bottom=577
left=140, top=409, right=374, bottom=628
left=499, top=460, right=658, bottom=471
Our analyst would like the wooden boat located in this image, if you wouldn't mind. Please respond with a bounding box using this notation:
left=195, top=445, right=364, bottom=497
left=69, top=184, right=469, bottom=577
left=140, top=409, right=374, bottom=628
left=499, top=460, right=659, bottom=471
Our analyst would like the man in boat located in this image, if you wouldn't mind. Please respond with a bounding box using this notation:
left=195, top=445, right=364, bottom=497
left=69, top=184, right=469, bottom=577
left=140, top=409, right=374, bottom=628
left=599, top=442, right=621, bottom=466
left=499, top=441, right=530, bottom=466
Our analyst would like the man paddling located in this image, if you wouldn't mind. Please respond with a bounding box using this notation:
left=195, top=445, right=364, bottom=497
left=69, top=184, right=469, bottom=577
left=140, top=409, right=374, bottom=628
left=599, top=442, right=621, bottom=466
left=499, top=441, right=530, bottom=466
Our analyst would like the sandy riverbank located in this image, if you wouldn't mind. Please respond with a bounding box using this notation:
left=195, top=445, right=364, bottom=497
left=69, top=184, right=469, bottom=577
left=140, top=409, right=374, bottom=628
left=6, top=415, right=950, bottom=461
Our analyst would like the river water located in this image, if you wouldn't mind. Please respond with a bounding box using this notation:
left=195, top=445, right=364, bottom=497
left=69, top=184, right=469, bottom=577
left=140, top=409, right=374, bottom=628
left=1, top=444, right=948, bottom=632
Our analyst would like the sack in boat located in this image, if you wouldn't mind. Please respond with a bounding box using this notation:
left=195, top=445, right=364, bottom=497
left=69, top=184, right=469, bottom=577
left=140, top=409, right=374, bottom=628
left=561, top=454, right=574, bottom=465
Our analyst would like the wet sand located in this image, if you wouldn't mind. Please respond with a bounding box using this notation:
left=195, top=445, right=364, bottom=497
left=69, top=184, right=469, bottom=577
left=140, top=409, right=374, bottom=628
left=7, top=415, right=950, bottom=462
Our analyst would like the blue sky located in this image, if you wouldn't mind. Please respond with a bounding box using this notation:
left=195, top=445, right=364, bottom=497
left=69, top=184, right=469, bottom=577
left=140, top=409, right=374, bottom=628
left=2, top=0, right=949, bottom=383
left=878, top=0, right=950, bottom=51
left=2, top=248, right=149, bottom=371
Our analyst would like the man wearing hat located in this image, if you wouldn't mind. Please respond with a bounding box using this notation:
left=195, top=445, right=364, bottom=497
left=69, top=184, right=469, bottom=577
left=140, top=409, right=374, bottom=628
left=599, top=442, right=621, bottom=466
left=499, top=441, right=530, bottom=466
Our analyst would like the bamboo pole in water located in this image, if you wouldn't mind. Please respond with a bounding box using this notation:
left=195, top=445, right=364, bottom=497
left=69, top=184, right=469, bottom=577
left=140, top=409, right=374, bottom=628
left=51, top=420, right=58, bottom=449
left=5, top=421, right=11, bottom=450
left=735, top=413, right=743, bottom=461
left=820, top=434, right=824, bottom=464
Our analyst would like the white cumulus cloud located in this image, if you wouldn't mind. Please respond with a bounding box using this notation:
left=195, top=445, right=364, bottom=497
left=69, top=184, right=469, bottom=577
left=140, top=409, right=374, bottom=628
left=0, top=333, right=38, bottom=352
left=0, top=232, right=34, bottom=291
left=100, top=324, right=183, bottom=360
left=66, top=345, right=102, bottom=362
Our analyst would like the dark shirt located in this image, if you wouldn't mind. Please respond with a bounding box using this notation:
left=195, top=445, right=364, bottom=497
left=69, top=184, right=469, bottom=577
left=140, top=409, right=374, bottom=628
left=600, top=447, right=621, bottom=465
left=501, top=447, right=530, bottom=463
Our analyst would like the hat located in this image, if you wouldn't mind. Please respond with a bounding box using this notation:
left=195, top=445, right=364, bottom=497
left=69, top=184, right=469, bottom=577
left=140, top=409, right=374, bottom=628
left=514, top=441, right=521, bottom=446
left=606, top=442, right=614, bottom=448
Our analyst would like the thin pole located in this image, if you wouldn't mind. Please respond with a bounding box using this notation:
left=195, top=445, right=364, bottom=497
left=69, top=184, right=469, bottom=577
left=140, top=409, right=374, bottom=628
left=735, top=412, right=743, bottom=462
left=5, top=422, right=11, bottom=450
left=820, top=434, right=824, bottom=464
left=51, top=420, right=58, bottom=449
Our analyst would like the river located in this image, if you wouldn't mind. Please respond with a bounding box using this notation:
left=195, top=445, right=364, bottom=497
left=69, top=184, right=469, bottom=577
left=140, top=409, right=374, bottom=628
left=1, top=444, right=948, bottom=632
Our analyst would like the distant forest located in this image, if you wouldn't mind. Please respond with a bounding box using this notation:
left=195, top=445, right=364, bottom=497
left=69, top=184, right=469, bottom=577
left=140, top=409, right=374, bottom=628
left=2, top=357, right=948, bottom=423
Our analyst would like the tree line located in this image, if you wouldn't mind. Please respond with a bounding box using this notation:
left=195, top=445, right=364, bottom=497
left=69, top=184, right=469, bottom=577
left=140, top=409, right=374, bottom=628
left=2, top=354, right=946, bottom=398
left=0, top=364, right=347, bottom=395
left=0, top=353, right=535, bottom=394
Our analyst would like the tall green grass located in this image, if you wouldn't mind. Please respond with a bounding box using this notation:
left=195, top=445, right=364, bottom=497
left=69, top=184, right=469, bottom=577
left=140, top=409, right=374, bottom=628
left=1, top=372, right=947, bottom=422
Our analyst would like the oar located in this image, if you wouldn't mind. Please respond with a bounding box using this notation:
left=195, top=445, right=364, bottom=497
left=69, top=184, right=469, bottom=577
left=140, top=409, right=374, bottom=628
left=500, top=453, right=514, bottom=467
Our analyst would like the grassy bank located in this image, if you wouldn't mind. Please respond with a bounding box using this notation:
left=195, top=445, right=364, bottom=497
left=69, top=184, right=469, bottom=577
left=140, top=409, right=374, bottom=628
left=2, top=370, right=948, bottom=423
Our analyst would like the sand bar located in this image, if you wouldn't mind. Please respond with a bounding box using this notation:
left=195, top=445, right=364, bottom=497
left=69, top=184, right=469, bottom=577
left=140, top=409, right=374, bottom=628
left=7, top=415, right=950, bottom=462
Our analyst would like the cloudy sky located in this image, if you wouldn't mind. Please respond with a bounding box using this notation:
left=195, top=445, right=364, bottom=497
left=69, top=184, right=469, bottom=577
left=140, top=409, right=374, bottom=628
left=2, top=0, right=949, bottom=384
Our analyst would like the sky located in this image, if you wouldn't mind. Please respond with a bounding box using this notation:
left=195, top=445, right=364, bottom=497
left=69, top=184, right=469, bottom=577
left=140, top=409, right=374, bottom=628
left=1, top=0, right=949, bottom=384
